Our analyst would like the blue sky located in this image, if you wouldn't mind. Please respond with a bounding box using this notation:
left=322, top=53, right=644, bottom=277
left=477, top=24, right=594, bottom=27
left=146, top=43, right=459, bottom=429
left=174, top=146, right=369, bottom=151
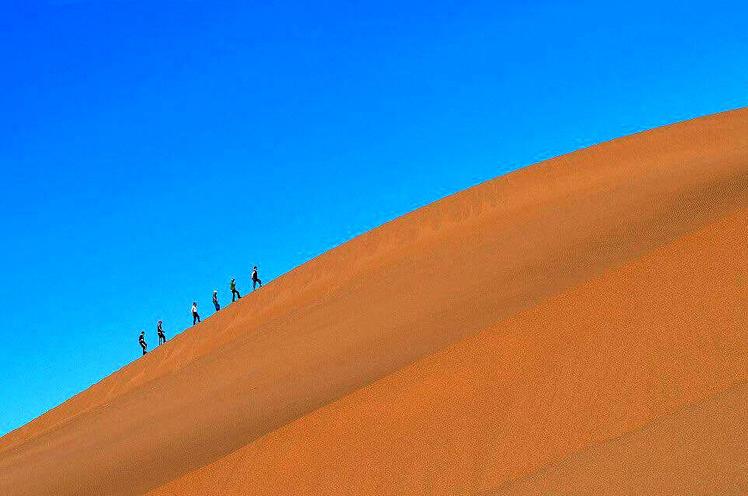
left=0, top=0, right=745, bottom=435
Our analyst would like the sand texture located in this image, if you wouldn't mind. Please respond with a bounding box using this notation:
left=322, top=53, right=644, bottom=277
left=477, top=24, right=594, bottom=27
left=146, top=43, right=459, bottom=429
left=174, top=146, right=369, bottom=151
left=1, top=109, right=746, bottom=495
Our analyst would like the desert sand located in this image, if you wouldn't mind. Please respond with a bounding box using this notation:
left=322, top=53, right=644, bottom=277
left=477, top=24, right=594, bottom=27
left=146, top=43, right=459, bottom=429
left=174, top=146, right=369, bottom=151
left=1, top=108, right=746, bottom=495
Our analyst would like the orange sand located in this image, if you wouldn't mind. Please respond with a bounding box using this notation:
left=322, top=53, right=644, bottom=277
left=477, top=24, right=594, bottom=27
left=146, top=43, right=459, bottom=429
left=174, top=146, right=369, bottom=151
left=1, top=109, right=746, bottom=495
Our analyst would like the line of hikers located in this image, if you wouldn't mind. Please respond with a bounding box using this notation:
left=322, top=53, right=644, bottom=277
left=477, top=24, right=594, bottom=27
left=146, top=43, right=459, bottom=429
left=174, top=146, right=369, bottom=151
left=139, top=266, right=263, bottom=355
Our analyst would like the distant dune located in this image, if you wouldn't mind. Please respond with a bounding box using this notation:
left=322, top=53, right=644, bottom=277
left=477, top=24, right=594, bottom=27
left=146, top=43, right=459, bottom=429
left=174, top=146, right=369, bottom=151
left=1, top=109, right=746, bottom=496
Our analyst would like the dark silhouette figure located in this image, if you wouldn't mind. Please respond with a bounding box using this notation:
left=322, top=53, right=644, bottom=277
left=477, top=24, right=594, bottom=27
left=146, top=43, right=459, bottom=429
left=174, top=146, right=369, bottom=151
left=252, top=266, right=262, bottom=290
left=213, top=290, right=220, bottom=311
left=139, top=331, right=147, bottom=355
left=192, top=302, right=201, bottom=324
left=230, top=278, right=241, bottom=301
left=157, top=320, right=166, bottom=345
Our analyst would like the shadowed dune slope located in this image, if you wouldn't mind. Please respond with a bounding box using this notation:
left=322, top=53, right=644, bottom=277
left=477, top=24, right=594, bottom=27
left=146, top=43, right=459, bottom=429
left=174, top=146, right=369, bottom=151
left=487, top=381, right=748, bottom=496
left=148, top=206, right=748, bottom=495
left=1, top=108, right=746, bottom=495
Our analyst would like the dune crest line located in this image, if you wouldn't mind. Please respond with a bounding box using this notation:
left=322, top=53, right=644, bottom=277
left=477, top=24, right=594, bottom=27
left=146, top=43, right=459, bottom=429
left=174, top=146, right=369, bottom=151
left=1, top=108, right=746, bottom=496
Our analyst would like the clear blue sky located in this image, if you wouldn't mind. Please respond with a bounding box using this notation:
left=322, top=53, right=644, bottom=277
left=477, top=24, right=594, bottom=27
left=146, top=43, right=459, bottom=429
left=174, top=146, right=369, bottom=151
left=0, top=0, right=745, bottom=436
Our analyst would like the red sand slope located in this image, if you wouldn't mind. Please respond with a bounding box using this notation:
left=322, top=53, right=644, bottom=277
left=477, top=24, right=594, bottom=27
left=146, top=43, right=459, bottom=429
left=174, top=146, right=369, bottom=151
left=1, top=108, right=746, bottom=496
left=148, top=206, right=748, bottom=495
left=487, top=381, right=748, bottom=495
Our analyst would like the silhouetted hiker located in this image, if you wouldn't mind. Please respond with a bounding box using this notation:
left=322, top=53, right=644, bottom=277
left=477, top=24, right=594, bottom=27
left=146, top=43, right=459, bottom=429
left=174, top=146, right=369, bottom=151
left=230, top=278, right=241, bottom=301
left=213, top=290, right=220, bottom=311
left=252, top=266, right=262, bottom=290
left=157, top=320, right=166, bottom=345
left=139, top=331, right=147, bottom=355
left=192, top=302, right=201, bottom=324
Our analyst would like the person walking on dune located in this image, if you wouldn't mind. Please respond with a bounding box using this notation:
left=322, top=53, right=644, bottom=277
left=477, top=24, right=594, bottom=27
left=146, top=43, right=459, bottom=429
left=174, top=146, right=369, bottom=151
left=139, top=331, right=147, bottom=355
left=213, top=290, right=220, bottom=311
left=157, top=320, right=166, bottom=345
left=251, top=266, right=262, bottom=290
left=192, top=302, right=201, bottom=324
left=230, top=278, right=241, bottom=301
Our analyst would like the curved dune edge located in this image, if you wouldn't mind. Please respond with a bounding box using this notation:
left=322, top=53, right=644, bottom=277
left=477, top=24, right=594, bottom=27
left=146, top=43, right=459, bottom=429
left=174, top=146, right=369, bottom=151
left=0, top=108, right=746, bottom=495
left=486, top=381, right=748, bottom=495
left=149, top=207, right=747, bottom=495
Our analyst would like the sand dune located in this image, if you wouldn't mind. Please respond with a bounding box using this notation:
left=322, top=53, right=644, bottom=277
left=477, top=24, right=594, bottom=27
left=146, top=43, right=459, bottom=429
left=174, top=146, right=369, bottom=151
left=487, top=381, right=748, bottom=495
left=148, top=206, right=748, bottom=495
left=0, top=108, right=746, bottom=495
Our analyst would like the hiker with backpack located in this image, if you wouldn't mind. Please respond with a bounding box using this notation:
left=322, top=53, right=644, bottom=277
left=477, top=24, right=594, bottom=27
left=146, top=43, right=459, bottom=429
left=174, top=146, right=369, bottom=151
left=157, top=320, right=166, bottom=344
left=191, top=302, right=201, bottom=324
left=213, top=290, right=220, bottom=311
left=139, top=331, right=147, bottom=355
left=251, top=266, right=262, bottom=290
left=230, top=278, right=241, bottom=301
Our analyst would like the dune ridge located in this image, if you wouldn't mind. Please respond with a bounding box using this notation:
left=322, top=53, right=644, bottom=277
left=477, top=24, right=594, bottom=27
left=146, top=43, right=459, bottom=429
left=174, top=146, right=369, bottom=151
left=486, top=381, right=748, bottom=495
left=148, top=205, right=748, bottom=495
left=1, top=108, right=746, bottom=495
